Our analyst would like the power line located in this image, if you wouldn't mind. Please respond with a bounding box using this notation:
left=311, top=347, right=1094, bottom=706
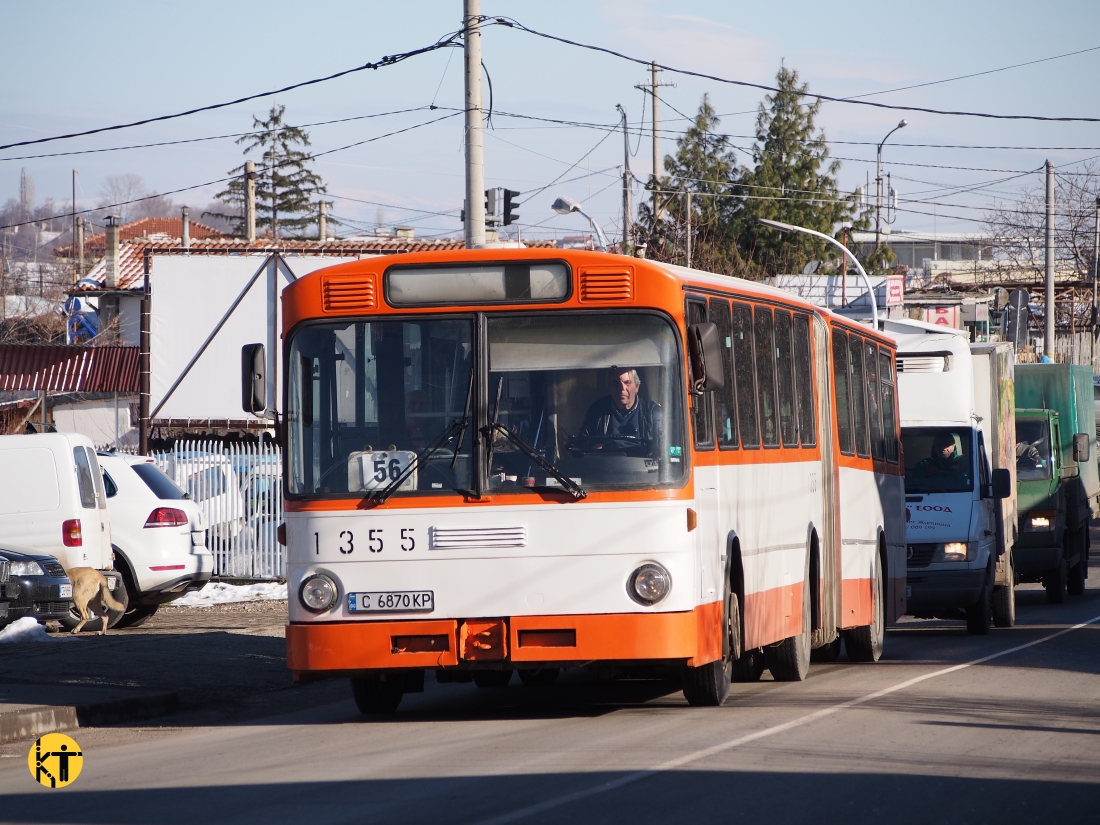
left=0, top=31, right=465, bottom=152
left=0, top=106, right=439, bottom=163
left=490, top=17, right=1100, bottom=123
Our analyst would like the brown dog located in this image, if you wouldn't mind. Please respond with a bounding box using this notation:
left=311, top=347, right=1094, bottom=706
left=65, top=567, right=125, bottom=635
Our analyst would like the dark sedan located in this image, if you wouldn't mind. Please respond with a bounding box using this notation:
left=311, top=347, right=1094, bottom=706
left=0, top=547, right=72, bottom=626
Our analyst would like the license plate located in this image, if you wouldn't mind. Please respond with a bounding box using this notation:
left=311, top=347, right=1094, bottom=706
left=59, top=584, right=72, bottom=599
left=348, top=591, right=434, bottom=613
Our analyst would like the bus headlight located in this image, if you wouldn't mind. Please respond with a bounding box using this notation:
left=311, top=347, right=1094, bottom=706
left=300, top=574, right=338, bottom=612
left=629, top=563, right=671, bottom=605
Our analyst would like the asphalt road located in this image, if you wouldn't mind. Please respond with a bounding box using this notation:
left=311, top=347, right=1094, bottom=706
left=2, top=581, right=1099, bottom=823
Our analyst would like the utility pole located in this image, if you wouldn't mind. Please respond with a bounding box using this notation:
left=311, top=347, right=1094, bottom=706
left=684, top=191, right=692, bottom=268
left=71, top=170, right=77, bottom=284
left=319, top=201, right=327, bottom=243
left=635, top=62, right=674, bottom=222
left=616, top=104, right=633, bottom=253
left=1045, top=160, right=1055, bottom=359
left=1092, top=196, right=1099, bottom=315
left=244, top=160, right=257, bottom=242
left=463, top=0, right=486, bottom=248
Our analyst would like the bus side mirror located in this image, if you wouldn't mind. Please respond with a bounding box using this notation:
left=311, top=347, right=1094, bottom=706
left=1073, top=432, right=1090, bottom=462
left=991, top=468, right=1011, bottom=500
left=687, top=322, right=725, bottom=394
left=242, top=343, right=266, bottom=414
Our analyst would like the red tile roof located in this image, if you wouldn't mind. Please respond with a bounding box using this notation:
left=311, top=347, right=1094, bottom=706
left=82, top=217, right=224, bottom=248
left=72, top=237, right=558, bottom=292
left=0, top=345, right=139, bottom=392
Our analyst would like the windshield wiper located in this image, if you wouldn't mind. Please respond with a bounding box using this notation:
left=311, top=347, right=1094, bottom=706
left=373, top=369, right=476, bottom=504
left=483, top=422, right=587, bottom=500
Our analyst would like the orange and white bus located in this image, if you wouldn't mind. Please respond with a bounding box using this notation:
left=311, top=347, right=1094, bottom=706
left=257, top=248, right=906, bottom=711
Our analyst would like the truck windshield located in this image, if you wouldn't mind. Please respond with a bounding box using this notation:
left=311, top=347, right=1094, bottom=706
left=287, top=318, right=475, bottom=496
left=902, top=427, right=974, bottom=493
left=1015, top=419, right=1052, bottom=481
left=486, top=313, right=686, bottom=490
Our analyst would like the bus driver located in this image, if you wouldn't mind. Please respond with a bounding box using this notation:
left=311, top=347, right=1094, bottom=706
left=577, top=367, right=662, bottom=454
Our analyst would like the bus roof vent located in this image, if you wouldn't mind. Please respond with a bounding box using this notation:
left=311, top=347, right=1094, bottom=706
left=322, top=274, right=376, bottom=313
left=579, top=267, right=634, bottom=302
left=897, top=352, right=952, bottom=373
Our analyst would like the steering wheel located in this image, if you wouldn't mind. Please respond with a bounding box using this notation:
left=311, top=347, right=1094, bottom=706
left=566, top=434, right=645, bottom=454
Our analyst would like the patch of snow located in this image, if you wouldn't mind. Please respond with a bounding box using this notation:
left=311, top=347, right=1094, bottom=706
left=0, top=617, right=60, bottom=643
left=172, top=581, right=287, bottom=607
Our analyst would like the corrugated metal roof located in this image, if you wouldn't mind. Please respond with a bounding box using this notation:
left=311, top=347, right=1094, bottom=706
left=0, top=345, right=139, bottom=392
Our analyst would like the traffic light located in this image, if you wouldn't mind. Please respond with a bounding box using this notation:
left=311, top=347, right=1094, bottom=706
left=503, top=189, right=520, bottom=226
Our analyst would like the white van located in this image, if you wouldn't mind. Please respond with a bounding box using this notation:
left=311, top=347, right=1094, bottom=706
left=0, top=433, right=123, bottom=626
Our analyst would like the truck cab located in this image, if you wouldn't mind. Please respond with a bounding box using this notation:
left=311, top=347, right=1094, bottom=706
left=884, top=320, right=1012, bottom=634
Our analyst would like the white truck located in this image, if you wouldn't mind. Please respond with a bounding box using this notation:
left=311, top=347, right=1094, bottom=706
left=883, top=320, right=1015, bottom=634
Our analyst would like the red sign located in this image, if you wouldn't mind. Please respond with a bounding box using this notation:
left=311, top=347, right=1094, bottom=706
left=885, top=274, right=905, bottom=307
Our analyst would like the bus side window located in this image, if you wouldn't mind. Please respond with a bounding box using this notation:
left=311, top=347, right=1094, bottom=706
left=754, top=306, right=780, bottom=447
left=832, top=329, right=854, bottom=455
left=864, top=338, right=884, bottom=460
left=793, top=313, right=816, bottom=447
left=774, top=310, right=797, bottom=447
left=879, top=348, right=898, bottom=462
left=687, top=298, right=714, bottom=450
left=849, top=335, right=870, bottom=458
left=732, top=302, right=760, bottom=448
left=709, top=298, right=738, bottom=449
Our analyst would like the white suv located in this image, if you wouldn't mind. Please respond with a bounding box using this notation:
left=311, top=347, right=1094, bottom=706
left=98, top=452, right=213, bottom=627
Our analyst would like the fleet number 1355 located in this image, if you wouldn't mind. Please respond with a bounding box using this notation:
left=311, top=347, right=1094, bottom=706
left=313, top=528, right=416, bottom=555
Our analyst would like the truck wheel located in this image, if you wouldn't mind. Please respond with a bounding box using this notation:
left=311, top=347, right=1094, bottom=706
left=992, top=555, right=1016, bottom=628
left=844, top=557, right=885, bottom=662
left=1044, top=559, right=1067, bottom=604
left=1068, top=525, right=1088, bottom=596
left=766, top=576, right=812, bottom=681
left=965, top=574, right=992, bottom=635
left=473, top=670, right=513, bottom=688
left=518, top=668, right=560, bottom=687
left=351, top=675, right=404, bottom=714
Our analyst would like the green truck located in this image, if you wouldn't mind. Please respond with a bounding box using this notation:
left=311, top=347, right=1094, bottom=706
left=1014, top=364, right=1100, bottom=602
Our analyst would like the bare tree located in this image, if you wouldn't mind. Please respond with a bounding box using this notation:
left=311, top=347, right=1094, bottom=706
left=985, top=160, right=1100, bottom=286
left=95, top=174, right=175, bottom=223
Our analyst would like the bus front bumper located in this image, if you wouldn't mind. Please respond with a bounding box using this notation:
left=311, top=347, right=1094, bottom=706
left=286, top=604, right=722, bottom=679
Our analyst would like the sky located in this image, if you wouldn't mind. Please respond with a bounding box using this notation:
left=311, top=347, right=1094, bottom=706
left=2, top=0, right=1099, bottom=244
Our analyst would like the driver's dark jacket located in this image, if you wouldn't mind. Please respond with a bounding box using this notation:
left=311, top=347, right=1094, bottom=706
left=578, top=395, right=662, bottom=451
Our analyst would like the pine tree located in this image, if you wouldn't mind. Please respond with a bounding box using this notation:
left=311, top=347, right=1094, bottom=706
left=736, top=66, right=858, bottom=274
left=635, top=96, right=747, bottom=275
left=207, top=104, right=326, bottom=239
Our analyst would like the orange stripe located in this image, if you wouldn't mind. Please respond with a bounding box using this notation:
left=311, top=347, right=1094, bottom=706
left=743, top=580, right=804, bottom=650
left=839, top=577, right=874, bottom=629
left=286, top=603, right=724, bottom=674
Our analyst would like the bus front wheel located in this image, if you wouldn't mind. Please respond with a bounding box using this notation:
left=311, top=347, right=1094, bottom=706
left=351, top=675, right=404, bottom=714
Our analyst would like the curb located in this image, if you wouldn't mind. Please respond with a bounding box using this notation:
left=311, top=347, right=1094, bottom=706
left=0, top=691, right=179, bottom=745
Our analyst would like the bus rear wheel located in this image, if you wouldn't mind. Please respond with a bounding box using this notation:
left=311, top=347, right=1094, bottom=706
left=767, top=577, right=811, bottom=681
left=351, top=675, right=404, bottom=714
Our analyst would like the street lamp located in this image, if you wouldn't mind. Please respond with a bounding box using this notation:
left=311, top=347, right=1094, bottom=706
left=552, top=195, right=609, bottom=252
left=758, top=218, right=879, bottom=329
left=876, top=119, right=907, bottom=249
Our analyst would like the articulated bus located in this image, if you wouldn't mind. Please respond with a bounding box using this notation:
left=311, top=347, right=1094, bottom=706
left=256, top=248, right=906, bottom=711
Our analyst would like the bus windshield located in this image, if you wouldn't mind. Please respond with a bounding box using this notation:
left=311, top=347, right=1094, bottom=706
left=1015, top=419, right=1053, bottom=481
left=487, top=313, right=685, bottom=491
left=901, top=427, right=974, bottom=494
left=287, top=318, right=476, bottom=496
left=286, top=312, right=686, bottom=497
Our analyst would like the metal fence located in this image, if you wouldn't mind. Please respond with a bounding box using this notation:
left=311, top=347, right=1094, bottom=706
left=152, top=440, right=284, bottom=580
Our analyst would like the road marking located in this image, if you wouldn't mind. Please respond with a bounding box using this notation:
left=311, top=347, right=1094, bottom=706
left=474, top=614, right=1100, bottom=825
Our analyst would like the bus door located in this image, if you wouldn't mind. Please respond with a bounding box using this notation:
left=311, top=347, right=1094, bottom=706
left=813, top=315, right=840, bottom=644
left=689, top=297, right=722, bottom=605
